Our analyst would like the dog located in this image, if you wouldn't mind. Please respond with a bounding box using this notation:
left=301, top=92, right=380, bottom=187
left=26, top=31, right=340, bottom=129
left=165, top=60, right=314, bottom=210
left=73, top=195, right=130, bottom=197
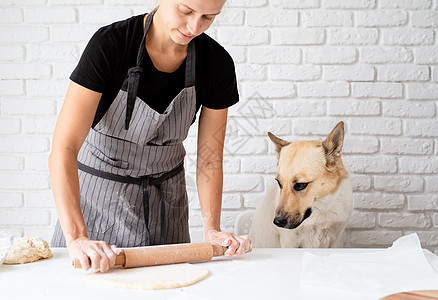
left=249, top=121, right=352, bottom=248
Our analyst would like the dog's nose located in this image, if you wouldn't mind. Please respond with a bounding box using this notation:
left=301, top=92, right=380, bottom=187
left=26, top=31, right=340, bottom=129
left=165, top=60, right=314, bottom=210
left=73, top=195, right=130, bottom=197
left=273, top=215, right=288, bottom=228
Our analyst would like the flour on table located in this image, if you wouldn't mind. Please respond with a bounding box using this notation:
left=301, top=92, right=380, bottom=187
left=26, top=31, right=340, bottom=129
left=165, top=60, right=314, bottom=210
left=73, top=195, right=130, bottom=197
left=88, top=263, right=209, bottom=290
left=4, top=236, right=53, bottom=264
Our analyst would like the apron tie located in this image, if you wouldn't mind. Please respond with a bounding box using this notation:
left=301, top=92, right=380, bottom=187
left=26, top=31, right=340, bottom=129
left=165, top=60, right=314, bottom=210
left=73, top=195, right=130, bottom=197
left=125, top=66, right=143, bottom=130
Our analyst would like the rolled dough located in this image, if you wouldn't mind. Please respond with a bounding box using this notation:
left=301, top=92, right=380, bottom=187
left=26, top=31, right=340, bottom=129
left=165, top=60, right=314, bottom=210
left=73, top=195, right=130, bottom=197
left=88, top=263, right=209, bottom=290
left=4, top=236, right=53, bottom=264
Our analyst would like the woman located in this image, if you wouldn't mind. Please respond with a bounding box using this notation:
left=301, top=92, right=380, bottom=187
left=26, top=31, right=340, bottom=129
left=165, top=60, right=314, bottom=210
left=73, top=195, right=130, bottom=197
left=49, top=0, right=251, bottom=272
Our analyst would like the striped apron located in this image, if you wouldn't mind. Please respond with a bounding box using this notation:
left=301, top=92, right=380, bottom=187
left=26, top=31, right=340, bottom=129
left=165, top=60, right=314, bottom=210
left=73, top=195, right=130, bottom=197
left=51, top=9, right=196, bottom=247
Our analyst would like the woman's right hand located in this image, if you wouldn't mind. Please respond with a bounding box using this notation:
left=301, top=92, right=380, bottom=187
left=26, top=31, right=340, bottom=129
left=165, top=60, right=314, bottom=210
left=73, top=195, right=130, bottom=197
left=66, top=237, right=119, bottom=272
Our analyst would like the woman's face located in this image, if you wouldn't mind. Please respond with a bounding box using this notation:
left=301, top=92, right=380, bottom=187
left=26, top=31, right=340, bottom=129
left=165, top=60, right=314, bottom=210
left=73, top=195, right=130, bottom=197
left=158, top=0, right=225, bottom=45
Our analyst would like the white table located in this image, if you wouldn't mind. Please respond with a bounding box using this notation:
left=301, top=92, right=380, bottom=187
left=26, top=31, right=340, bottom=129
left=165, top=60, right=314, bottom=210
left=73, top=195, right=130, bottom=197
left=0, top=248, right=436, bottom=300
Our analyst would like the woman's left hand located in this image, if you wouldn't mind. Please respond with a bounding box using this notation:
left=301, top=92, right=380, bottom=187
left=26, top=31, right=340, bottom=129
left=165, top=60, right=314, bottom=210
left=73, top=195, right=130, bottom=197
left=205, top=230, right=252, bottom=256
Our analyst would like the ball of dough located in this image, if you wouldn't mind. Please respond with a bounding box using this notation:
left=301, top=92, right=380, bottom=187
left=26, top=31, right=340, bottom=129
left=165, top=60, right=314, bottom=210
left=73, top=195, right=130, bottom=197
left=3, top=236, right=53, bottom=264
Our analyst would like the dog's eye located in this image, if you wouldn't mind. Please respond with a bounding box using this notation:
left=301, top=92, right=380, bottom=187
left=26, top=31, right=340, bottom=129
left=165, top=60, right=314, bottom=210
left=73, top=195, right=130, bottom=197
left=275, top=178, right=282, bottom=189
left=293, top=182, right=308, bottom=191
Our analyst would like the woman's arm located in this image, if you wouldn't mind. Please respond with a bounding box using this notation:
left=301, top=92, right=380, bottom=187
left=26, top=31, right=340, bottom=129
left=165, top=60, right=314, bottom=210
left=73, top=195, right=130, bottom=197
left=196, top=106, right=252, bottom=256
left=49, top=81, right=117, bottom=271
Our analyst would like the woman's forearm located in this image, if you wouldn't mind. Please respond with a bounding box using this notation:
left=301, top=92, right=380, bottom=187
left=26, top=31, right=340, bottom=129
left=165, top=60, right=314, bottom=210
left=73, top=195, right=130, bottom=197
left=49, top=148, right=87, bottom=244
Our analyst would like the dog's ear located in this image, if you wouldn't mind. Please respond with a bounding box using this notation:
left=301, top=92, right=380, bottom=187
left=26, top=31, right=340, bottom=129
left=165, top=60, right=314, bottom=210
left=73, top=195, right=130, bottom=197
left=322, top=121, right=344, bottom=166
left=268, top=132, right=290, bottom=159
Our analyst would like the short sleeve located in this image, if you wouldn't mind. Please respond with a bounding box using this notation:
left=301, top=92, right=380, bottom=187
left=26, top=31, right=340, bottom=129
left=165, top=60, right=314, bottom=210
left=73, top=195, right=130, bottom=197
left=70, top=27, right=118, bottom=93
left=202, top=51, right=239, bottom=110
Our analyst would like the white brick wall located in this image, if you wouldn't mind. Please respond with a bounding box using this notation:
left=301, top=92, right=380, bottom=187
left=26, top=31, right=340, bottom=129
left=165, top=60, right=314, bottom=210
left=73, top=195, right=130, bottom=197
left=1, top=0, right=437, bottom=253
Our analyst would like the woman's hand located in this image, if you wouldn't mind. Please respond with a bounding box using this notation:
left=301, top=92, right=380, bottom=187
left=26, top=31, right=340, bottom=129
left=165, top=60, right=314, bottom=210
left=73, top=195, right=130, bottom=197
left=205, top=229, right=252, bottom=256
left=67, top=237, right=119, bottom=272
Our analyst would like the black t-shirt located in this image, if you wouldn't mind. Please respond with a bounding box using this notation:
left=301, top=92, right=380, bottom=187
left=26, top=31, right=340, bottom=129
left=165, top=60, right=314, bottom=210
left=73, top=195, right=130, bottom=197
left=70, top=13, right=239, bottom=128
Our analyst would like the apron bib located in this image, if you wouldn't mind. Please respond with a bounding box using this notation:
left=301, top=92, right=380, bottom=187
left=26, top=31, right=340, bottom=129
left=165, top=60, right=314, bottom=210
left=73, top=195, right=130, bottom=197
left=52, top=9, right=197, bottom=247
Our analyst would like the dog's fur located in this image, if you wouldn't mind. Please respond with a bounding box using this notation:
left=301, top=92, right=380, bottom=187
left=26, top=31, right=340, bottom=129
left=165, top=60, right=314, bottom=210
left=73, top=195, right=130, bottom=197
left=249, top=122, right=352, bottom=248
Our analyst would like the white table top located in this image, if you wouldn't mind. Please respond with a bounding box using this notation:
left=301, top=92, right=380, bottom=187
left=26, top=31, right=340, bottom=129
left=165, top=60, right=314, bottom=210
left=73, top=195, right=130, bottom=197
left=0, top=248, right=436, bottom=300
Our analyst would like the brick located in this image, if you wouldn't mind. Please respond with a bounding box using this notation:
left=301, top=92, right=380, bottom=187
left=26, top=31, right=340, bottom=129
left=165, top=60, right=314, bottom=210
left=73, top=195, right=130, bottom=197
left=0, top=26, right=48, bottom=43
left=360, top=47, right=413, bottom=64
left=304, top=47, right=357, bottom=64
left=348, top=156, right=397, bottom=173
left=0, top=209, right=50, bottom=225
left=382, top=101, right=435, bottom=118
left=407, top=83, right=438, bottom=100
left=405, top=120, right=438, bottom=137
left=223, top=157, right=240, bottom=174
left=324, top=0, right=375, bottom=8
left=293, top=119, right=342, bottom=136
left=50, top=0, right=101, bottom=4
left=236, top=64, right=266, bottom=81
left=434, top=213, right=438, bottom=227
left=3, top=0, right=45, bottom=4
left=191, top=194, right=242, bottom=210
left=350, top=230, right=403, bottom=246
left=232, top=118, right=290, bottom=136
left=343, top=136, right=379, bottom=154
left=270, top=65, right=321, bottom=81
left=224, top=45, right=246, bottom=63
left=0, top=137, right=49, bottom=153
left=227, top=0, right=267, bottom=7
left=0, top=173, right=50, bottom=190
left=353, top=193, right=405, bottom=210
left=23, top=227, right=55, bottom=242
left=302, top=11, right=352, bottom=27
left=377, top=65, right=429, bottom=81
left=230, top=99, right=275, bottom=118
left=2, top=98, right=57, bottom=115
left=27, top=44, right=79, bottom=62
left=0, top=156, right=24, bottom=171
left=379, top=0, right=431, bottom=9
left=383, top=29, right=434, bottom=45
left=433, top=67, right=438, bottom=82
left=0, top=80, right=24, bottom=96
left=248, top=47, right=300, bottom=64
left=346, top=212, right=375, bottom=229
left=221, top=210, right=246, bottom=227
left=51, top=26, right=99, bottom=42
left=415, top=47, right=438, bottom=64
left=25, top=7, right=76, bottom=23
left=352, top=82, right=403, bottom=98
left=0, top=192, right=23, bottom=208
left=271, top=28, right=325, bottom=45
left=241, top=157, right=277, bottom=173
left=379, top=212, right=430, bottom=228
left=26, top=154, right=50, bottom=171
left=0, top=118, right=21, bottom=134
left=426, top=177, right=438, bottom=192
left=53, top=62, right=77, bottom=79
left=328, top=28, right=378, bottom=45
left=0, top=46, right=24, bottom=61
left=241, top=81, right=295, bottom=99
left=0, top=227, right=23, bottom=240
left=21, top=116, right=57, bottom=134
left=223, top=137, right=267, bottom=155
left=356, top=11, right=407, bottom=27
left=247, top=9, right=298, bottom=27
left=324, top=65, right=375, bottom=81
left=25, top=191, right=55, bottom=208
left=274, top=100, right=326, bottom=117
left=328, top=99, right=380, bottom=116
left=350, top=118, right=402, bottom=135
left=223, top=175, right=264, bottom=192
left=0, top=63, right=51, bottom=80
left=381, top=138, right=433, bottom=155
left=0, top=8, right=23, bottom=24
left=298, top=81, right=349, bottom=98
left=412, top=11, right=438, bottom=27
left=374, top=176, right=423, bottom=192
left=399, top=157, right=438, bottom=174
left=415, top=232, right=438, bottom=247
left=407, top=195, right=438, bottom=211
left=213, top=9, right=244, bottom=26
left=78, top=7, right=132, bottom=24
left=218, top=28, right=269, bottom=46
left=270, top=0, right=319, bottom=8
left=26, top=79, right=69, bottom=97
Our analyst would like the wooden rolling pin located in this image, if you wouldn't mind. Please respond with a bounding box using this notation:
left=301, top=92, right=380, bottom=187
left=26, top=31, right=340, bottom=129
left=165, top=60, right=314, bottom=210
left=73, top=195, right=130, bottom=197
left=73, top=242, right=229, bottom=269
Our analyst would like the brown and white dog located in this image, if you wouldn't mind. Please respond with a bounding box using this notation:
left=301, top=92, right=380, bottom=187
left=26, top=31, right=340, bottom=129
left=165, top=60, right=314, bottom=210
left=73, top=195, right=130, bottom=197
left=249, top=121, right=352, bottom=248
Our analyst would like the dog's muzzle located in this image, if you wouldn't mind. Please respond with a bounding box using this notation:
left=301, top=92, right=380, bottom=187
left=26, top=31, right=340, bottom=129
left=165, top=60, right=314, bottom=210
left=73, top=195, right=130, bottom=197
left=273, top=208, right=312, bottom=229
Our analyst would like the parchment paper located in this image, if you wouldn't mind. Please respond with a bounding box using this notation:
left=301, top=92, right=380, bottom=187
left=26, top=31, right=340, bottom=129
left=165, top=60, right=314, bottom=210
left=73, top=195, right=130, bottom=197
left=300, top=233, right=438, bottom=299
